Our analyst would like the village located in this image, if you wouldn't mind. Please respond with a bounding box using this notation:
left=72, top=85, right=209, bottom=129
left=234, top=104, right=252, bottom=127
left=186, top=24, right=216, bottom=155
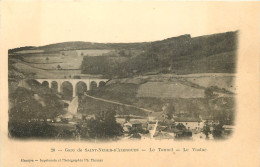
left=50, top=94, right=233, bottom=141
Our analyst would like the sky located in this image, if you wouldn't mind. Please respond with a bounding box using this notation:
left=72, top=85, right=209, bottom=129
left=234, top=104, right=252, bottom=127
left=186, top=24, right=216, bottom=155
left=1, top=1, right=250, bottom=49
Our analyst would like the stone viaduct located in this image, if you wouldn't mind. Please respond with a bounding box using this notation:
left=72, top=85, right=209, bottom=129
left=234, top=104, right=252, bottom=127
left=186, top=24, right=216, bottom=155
left=35, top=78, right=109, bottom=97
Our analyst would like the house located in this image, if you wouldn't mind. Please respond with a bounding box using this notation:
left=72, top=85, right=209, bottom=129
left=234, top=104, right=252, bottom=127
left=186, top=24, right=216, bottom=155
left=222, top=125, right=234, bottom=135
left=161, top=119, right=175, bottom=130
left=200, top=115, right=221, bottom=126
left=123, top=122, right=132, bottom=132
left=130, top=120, right=143, bottom=130
left=174, top=117, right=202, bottom=130
left=147, top=122, right=157, bottom=131
left=148, top=111, right=168, bottom=122
left=200, top=115, right=214, bottom=125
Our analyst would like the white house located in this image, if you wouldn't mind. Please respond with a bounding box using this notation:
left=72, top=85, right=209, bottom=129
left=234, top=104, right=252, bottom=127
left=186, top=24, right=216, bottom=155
left=174, top=117, right=202, bottom=130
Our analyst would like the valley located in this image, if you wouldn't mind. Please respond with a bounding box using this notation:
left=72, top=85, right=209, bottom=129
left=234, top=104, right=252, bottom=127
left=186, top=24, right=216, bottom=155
left=8, top=31, right=237, bottom=141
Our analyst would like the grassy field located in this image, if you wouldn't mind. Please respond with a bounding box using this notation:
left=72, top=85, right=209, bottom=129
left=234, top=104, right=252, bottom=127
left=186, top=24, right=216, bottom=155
left=79, top=95, right=148, bottom=117
left=21, top=52, right=82, bottom=69
left=75, top=49, right=112, bottom=56
left=82, top=85, right=234, bottom=118
left=137, top=81, right=205, bottom=98
left=9, top=49, right=117, bottom=79
left=82, top=74, right=235, bottom=118
left=11, top=60, right=103, bottom=79
left=14, top=49, right=114, bottom=70
left=184, top=75, right=236, bottom=93
left=13, top=62, right=57, bottom=78
left=92, top=74, right=235, bottom=101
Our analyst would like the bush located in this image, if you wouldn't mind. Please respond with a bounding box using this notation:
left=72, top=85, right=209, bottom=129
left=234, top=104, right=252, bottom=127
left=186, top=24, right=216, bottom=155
left=8, top=121, right=58, bottom=139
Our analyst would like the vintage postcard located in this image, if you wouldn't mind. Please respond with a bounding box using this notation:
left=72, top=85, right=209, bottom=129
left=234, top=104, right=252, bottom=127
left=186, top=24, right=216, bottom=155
left=0, top=1, right=259, bottom=167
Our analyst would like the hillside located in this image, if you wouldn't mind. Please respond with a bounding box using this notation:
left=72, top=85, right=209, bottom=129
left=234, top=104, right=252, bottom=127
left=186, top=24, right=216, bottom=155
left=80, top=31, right=238, bottom=77
left=30, top=41, right=149, bottom=52
left=9, top=31, right=238, bottom=79
left=81, top=74, right=235, bottom=123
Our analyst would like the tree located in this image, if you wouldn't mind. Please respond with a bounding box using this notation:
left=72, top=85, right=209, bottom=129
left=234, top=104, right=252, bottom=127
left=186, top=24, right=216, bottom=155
left=57, top=65, right=61, bottom=70
left=9, top=87, right=42, bottom=121
left=9, top=87, right=64, bottom=122
left=41, top=94, right=64, bottom=120
left=176, top=123, right=186, bottom=130
left=204, top=86, right=219, bottom=99
left=212, top=124, right=224, bottom=139
left=204, top=87, right=214, bottom=99
left=87, top=110, right=123, bottom=138
left=125, top=115, right=131, bottom=123
left=73, top=75, right=81, bottom=79
left=164, top=103, right=175, bottom=119
left=202, top=121, right=211, bottom=139
left=119, top=50, right=126, bottom=57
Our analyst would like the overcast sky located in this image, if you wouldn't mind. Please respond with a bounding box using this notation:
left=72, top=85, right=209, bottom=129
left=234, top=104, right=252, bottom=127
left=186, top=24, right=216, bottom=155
left=2, top=1, right=248, bottom=49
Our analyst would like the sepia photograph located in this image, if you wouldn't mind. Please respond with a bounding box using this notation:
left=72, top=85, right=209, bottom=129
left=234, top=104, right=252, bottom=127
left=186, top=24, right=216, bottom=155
left=1, top=1, right=259, bottom=167
left=8, top=28, right=238, bottom=141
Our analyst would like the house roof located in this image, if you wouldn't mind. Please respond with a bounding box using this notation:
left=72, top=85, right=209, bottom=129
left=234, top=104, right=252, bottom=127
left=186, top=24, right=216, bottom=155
left=174, top=117, right=201, bottom=122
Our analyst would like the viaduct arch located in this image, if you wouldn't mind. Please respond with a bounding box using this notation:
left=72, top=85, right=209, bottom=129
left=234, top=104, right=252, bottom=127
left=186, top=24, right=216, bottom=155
left=35, top=78, right=109, bottom=97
